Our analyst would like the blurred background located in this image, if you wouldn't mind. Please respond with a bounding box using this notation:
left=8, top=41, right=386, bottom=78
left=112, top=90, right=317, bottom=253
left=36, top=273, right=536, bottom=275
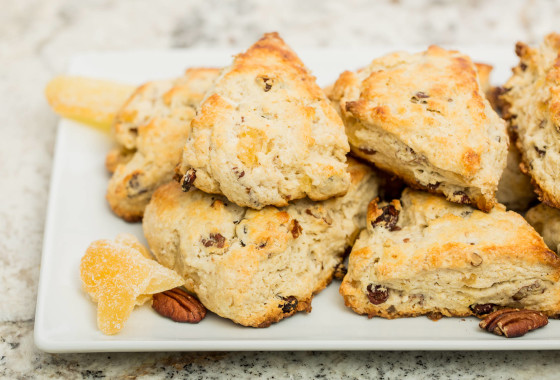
left=1, top=0, right=560, bottom=377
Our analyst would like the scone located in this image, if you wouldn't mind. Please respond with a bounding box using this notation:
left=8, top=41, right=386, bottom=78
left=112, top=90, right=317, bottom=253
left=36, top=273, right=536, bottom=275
left=106, top=68, right=220, bottom=222
left=177, top=32, right=350, bottom=209
left=340, top=189, right=560, bottom=319
left=526, top=203, right=560, bottom=253
left=330, top=46, right=508, bottom=211
left=501, top=33, right=560, bottom=208
left=143, top=158, right=379, bottom=327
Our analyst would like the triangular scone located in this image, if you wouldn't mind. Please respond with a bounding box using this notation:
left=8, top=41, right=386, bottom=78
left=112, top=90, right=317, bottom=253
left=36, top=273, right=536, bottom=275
left=177, top=32, right=350, bottom=209
left=106, top=68, right=220, bottom=222
left=331, top=46, right=508, bottom=211
left=501, top=33, right=560, bottom=209
left=340, top=189, right=560, bottom=319
left=144, top=158, right=378, bottom=327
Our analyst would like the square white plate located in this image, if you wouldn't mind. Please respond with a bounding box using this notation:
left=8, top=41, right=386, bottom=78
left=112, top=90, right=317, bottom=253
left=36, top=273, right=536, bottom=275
left=35, top=47, right=560, bottom=352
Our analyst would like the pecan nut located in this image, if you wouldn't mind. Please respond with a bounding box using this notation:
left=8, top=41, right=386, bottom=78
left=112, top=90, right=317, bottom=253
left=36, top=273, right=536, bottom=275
left=152, top=287, right=207, bottom=323
left=479, top=308, right=548, bottom=338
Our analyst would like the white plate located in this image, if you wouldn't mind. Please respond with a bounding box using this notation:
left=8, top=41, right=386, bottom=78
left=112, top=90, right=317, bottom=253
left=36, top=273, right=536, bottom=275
left=35, top=47, right=559, bottom=353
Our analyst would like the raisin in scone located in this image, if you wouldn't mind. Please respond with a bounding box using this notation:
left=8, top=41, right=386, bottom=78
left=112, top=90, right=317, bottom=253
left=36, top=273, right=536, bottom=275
left=177, top=32, right=350, bottom=209
left=143, top=158, right=378, bottom=327
left=501, top=33, right=560, bottom=209
left=106, top=68, right=220, bottom=222
left=526, top=204, right=560, bottom=253
left=340, top=189, right=560, bottom=319
left=330, top=46, right=508, bottom=211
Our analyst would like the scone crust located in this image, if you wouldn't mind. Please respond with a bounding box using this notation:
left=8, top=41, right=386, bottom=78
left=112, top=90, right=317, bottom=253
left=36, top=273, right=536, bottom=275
left=144, top=158, right=378, bottom=327
left=106, top=68, right=220, bottom=222
left=340, top=189, right=560, bottom=319
left=178, top=32, right=350, bottom=209
left=331, top=46, right=507, bottom=211
left=501, top=33, right=560, bottom=209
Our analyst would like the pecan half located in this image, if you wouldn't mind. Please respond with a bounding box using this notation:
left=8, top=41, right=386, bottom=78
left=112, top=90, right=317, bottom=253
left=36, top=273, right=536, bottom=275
left=512, top=281, right=544, bottom=301
left=181, top=169, right=197, bottom=192
left=479, top=308, right=548, bottom=338
left=366, top=284, right=389, bottom=305
left=152, top=288, right=207, bottom=323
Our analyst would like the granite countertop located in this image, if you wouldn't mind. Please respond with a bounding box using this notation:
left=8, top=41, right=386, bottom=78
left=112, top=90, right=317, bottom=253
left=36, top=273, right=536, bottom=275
left=2, top=0, right=560, bottom=378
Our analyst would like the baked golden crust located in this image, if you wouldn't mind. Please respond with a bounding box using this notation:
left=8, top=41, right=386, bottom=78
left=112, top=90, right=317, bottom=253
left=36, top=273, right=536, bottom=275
left=106, top=68, right=220, bottom=222
left=331, top=46, right=507, bottom=211
left=143, top=158, right=379, bottom=327
left=178, top=32, right=350, bottom=209
left=501, top=33, right=560, bottom=209
left=340, top=189, right=560, bottom=319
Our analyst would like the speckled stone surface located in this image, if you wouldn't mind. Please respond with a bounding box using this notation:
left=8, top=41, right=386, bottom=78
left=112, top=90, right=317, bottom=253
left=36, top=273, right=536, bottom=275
left=2, top=0, right=560, bottom=378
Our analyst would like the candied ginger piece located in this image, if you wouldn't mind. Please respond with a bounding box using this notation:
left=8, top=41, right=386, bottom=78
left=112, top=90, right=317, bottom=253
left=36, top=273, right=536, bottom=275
left=115, top=233, right=153, bottom=259
left=80, top=235, right=184, bottom=335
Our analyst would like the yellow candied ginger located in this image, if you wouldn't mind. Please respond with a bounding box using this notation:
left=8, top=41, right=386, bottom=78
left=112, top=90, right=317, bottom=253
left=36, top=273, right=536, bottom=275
left=80, top=234, right=184, bottom=335
left=45, top=76, right=135, bottom=130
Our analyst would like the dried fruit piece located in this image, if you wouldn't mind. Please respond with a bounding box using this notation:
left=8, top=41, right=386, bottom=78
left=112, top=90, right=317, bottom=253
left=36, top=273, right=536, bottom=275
left=479, top=308, right=548, bottom=338
left=45, top=76, right=135, bottom=130
left=80, top=234, right=184, bottom=335
left=181, top=169, right=197, bottom=192
left=367, top=284, right=389, bottom=305
left=371, top=204, right=400, bottom=231
left=152, top=288, right=207, bottom=323
left=470, top=303, right=497, bottom=316
left=280, top=296, right=298, bottom=313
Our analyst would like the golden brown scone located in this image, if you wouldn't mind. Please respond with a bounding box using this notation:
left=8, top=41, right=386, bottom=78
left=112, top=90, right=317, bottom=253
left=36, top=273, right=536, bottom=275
left=330, top=46, right=508, bottom=211
left=143, top=158, right=379, bottom=327
left=340, top=189, right=560, bottom=319
left=501, top=33, right=560, bottom=209
left=106, top=68, right=220, bottom=222
left=526, top=203, right=560, bottom=253
left=177, top=32, right=350, bottom=210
